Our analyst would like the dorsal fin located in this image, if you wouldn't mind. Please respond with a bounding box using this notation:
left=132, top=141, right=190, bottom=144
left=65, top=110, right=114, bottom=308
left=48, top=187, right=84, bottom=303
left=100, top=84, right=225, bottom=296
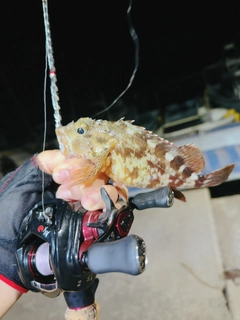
left=175, top=144, right=205, bottom=174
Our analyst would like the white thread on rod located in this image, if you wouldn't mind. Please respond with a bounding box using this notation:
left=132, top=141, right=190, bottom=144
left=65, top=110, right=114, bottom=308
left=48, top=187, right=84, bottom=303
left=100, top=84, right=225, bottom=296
left=42, top=0, right=62, bottom=129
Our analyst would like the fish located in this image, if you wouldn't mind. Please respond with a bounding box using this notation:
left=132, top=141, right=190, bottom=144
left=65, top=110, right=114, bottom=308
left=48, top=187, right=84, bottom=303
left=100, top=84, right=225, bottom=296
left=56, top=117, right=235, bottom=201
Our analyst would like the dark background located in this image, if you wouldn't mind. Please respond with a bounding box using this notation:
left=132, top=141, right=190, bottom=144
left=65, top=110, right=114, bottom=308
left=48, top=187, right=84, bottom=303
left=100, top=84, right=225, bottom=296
left=1, top=1, right=240, bottom=149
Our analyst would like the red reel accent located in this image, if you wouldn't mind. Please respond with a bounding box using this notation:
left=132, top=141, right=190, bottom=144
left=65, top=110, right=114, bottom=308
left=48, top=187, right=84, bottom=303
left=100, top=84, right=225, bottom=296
left=79, top=211, right=102, bottom=261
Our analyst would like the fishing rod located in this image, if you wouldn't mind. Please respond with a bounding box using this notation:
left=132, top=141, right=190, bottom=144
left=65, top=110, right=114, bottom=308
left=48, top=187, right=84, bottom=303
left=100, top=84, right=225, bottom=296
left=42, top=0, right=62, bottom=129
left=20, top=1, right=161, bottom=319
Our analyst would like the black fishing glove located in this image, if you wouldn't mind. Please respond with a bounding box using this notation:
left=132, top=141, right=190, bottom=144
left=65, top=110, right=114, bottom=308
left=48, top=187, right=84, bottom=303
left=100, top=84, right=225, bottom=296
left=0, top=156, right=56, bottom=292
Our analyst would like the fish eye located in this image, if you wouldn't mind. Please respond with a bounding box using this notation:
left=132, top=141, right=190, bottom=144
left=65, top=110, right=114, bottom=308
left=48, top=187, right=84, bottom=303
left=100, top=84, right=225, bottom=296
left=77, top=127, right=85, bottom=134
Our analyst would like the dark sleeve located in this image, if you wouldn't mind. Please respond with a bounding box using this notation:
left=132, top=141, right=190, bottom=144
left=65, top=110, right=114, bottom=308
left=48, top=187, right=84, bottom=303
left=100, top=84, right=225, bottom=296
left=0, top=155, right=56, bottom=292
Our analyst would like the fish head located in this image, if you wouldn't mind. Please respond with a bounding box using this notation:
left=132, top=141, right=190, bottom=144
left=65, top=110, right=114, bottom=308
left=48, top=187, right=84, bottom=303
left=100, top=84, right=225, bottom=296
left=56, top=117, right=117, bottom=160
left=56, top=117, right=96, bottom=158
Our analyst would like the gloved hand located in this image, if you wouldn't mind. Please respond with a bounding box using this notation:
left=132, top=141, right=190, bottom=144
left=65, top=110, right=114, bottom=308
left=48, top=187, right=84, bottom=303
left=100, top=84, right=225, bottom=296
left=0, top=150, right=118, bottom=292
left=0, top=154, right=54, bottom=292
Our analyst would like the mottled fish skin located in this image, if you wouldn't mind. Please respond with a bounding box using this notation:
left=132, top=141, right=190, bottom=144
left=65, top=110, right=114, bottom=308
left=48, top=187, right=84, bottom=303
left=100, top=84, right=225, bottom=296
left=56, top=117, right=235, bottom=199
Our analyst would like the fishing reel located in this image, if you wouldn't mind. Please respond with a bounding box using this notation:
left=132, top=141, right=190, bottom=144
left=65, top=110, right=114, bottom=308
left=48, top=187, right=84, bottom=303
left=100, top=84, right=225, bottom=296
left=16, top=186, right=174, bottom=299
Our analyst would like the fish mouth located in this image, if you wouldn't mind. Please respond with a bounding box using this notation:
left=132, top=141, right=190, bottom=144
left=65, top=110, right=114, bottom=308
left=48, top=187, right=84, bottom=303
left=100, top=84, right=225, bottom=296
left=55, top=127, right=71, bottom=157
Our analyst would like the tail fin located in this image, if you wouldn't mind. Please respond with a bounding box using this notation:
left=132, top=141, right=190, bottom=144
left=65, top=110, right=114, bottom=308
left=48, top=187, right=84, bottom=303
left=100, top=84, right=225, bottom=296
left=196, top=163, right=235, bottom=188
left=171, top=163, right=234, bottom=202
left=175, top=163, right=235, bottom=190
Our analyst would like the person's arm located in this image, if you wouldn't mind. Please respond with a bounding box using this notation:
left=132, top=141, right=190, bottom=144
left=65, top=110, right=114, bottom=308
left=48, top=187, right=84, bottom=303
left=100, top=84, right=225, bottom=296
left=0, top=281, right=22, bottom=318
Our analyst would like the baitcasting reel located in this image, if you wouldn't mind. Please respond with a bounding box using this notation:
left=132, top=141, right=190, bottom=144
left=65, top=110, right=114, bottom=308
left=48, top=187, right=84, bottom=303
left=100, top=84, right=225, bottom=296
left=16, top=186, right=174, bottom=298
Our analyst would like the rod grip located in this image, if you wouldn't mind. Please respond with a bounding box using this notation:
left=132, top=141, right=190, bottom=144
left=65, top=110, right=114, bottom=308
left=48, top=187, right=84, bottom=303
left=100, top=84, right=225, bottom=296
left=64, top=303, right=99, bottom=320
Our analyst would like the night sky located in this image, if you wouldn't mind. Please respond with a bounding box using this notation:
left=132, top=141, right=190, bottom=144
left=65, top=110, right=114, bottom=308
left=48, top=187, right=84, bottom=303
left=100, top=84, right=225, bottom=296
left=1, top=1, right=240, bottom=149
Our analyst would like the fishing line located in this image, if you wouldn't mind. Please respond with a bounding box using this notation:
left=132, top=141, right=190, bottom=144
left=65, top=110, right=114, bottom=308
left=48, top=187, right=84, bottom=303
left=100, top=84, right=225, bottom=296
left=43, top=50, right=48, bottom=153
left=93, top=0, right=139, bottom=118
left=41, top=35, right=48, bottom=210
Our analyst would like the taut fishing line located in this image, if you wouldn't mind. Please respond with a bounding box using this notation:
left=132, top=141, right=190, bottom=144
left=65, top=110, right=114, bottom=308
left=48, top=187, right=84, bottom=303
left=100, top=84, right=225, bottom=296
left=93, top=0, right=139, bottom=117
left=41, top=39, right=48, bottom=209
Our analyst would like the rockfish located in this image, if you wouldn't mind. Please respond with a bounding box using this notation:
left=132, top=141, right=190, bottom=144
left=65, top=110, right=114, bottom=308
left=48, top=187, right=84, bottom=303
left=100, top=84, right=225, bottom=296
left=56, top=117, right=234, bottom=201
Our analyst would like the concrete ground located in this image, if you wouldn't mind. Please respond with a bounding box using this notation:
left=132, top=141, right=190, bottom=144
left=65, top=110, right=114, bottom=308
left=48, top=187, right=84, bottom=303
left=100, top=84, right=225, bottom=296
left=3, top=188, right=240, bottom=320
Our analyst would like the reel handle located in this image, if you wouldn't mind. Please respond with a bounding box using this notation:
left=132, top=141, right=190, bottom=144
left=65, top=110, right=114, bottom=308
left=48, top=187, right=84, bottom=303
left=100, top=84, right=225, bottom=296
left=83, top=235, right=147, bottom=275
left=131, top=186, right=174, bottom=210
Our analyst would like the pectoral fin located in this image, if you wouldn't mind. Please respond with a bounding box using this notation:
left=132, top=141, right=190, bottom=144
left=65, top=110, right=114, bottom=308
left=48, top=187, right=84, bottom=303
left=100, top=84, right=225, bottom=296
left=68, top=161, right=101, bottom=186
left=92, top=138, right=118, bottom=159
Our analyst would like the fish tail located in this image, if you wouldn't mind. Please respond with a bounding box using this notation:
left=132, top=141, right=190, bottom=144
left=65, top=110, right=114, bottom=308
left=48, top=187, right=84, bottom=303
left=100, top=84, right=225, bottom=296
left=195, top=163, right=235, bottom=188
left=169, top=164, right=234, bottom=191
left=174, top=163, right=235, bottom=190
left=170, top=164, right=234, bottom=201
left=167, top=142, right=235, bottom=189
